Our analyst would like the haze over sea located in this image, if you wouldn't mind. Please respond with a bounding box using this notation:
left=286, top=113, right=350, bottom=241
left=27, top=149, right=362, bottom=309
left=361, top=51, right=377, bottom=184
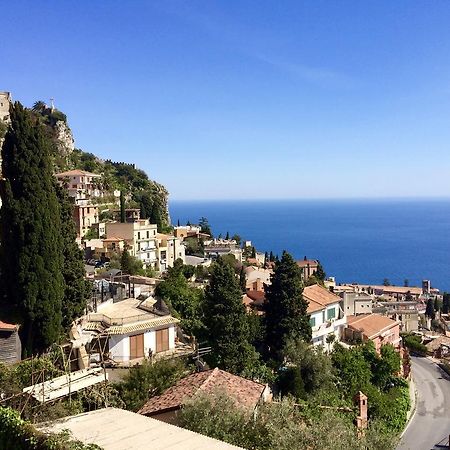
left=170, top=199, right=450, bottom=292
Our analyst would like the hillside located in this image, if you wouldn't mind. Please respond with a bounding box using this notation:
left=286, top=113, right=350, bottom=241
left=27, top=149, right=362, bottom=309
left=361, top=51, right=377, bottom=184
left=30, top=101, right=170, bottom=230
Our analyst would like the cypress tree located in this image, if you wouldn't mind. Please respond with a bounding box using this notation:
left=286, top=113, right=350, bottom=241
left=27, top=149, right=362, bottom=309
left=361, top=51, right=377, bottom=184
left=0, top=102, right=64, bottom=355
left=264, top=251, right=311, bottom=361
left=203, top=257, right=255, bottom=374
left=120, top=190, right=126, bottom=223
left=57, top=185, right=90, bottom=329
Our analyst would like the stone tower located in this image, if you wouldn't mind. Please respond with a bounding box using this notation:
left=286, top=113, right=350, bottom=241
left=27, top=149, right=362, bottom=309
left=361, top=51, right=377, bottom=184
left=0, top=92, right=12, bottom=178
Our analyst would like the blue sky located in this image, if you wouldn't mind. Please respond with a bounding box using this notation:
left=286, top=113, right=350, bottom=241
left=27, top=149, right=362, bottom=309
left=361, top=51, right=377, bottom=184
left=2, top=1, right=450, bottom=200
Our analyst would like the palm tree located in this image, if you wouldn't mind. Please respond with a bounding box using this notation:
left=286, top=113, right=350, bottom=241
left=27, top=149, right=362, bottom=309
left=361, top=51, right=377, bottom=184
left=32, top=100, right=46, bottom=113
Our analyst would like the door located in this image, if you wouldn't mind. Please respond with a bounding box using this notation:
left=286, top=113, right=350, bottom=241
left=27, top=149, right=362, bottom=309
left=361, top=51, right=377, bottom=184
left=156, top=328, right=169, bottom=353
left=129, top=333, right=144, bottom=359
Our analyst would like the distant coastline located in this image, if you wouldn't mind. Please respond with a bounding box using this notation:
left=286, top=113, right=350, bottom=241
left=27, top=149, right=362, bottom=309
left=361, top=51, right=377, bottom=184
left=170, top=198, right=450, bottom=291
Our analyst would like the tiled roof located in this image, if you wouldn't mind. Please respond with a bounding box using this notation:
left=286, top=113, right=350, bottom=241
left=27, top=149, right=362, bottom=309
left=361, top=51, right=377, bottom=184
left=246, top=290, right=265, bottom=304
left=304, top=284, right=341, bottom=314
left=138, top=368, right=266, bottom=416
left=347, top=314, right=398, bottom=339
left=56, top=169, right=101, bottom=177
left=0, top=321, right=18, bottom=331
left=297, top=259, right=318, bottom=268
left=105, top=317, right=179, bottom=335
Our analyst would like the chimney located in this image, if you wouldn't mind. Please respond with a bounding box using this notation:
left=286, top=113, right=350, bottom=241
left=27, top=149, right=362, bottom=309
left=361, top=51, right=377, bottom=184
left=354, top=391, right=368, bottom=431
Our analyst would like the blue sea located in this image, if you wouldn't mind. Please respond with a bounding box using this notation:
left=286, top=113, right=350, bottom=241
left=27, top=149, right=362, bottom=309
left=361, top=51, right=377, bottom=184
left=169, top=199, right=450, bottom=292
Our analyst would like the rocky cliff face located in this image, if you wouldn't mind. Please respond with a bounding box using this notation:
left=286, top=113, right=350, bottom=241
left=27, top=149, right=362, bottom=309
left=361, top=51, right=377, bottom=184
left=53, top=120, right=74, bottom=157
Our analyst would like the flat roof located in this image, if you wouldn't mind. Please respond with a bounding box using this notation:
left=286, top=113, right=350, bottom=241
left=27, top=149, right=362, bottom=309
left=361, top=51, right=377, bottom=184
left=39, top=407, right=242, bottom=449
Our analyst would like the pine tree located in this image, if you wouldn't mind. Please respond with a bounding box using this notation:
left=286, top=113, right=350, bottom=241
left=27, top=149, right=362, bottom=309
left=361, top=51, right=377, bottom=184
left=425, top=298, right=435, bottom=320
left=57, top=186, right=89, bottom=329
left=0, top=102, right=64, bottom=355
left=120, top=190, right=126, bottom=223
left=120, top=246, right=134, bottom=274
left=443, top=293, right=450, bottom=314
left=264, top=251, right=311, bottom=361
left=203, top=257, right=256, bottom=374
left=315, top=261, right=326, bottom=282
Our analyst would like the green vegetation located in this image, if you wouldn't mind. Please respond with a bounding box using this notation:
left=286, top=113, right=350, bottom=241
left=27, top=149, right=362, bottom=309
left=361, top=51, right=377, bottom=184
left=0, top=103, right=65, bottom=355
left=401, top=333, right=428, bottom=355
left=0, top=407, right=101, bottom=450
left=114, top=358, right=190, bottom=412
left=203, top=257, right=265, bottom=377
left=155, top=260, right=205, bottom=337
left=264, top=251, right=311, bottom=362
left=179, top=392, right=397, bottom=450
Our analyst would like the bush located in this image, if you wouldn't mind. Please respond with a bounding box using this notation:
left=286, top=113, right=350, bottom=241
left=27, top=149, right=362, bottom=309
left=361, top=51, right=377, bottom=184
left=401, top=334, right=428, bottom=355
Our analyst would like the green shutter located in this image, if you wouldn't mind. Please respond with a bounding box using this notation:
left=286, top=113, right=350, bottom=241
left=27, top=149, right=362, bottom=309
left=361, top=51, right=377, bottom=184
left=327, top=308, right=336, bottom=320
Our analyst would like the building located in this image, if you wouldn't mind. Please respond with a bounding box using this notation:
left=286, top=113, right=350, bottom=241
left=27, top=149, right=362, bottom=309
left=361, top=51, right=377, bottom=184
left=245, top=267, right=272, bottom=291
left=345, top=314, right=401, bottom=353
left=303, top=284, right=347, bottom=347
left=111, top=208, right=141, bottom=222
left=204, top=240, right=243, bottom=262
left=343, top=284, right=424, bottom=301
left=0, top=321, right=21, bottom=364
left=242, top=290, right=265, bottom=315
left=55, top=169, right=102, bottom=202
left=342, top=292, right=373, bottom=316
left=81, top=297, right=180, bottom=364
left=0, top=91, right=11, bottom=123
left=297, top=257, right=319, bottom=280
left=39, top=407, right=242, bottom=450
left=73, top=204, right=99, bottom=238
left=374, top=301, right=419, bottom=332
left=105, top=219, right=158, bottom=268
left=138, top=368, right=271, bottom=425
left=156, top=233, right=186, bottom=271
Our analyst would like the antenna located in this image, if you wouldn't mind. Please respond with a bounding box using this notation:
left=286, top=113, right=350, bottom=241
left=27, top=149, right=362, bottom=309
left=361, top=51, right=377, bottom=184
left=50, top=97, right=55, bottom=112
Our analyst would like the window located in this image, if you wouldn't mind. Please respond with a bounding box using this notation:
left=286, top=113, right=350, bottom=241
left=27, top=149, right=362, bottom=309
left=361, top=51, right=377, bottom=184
left=327, top=308, right=336, bottom=320
left=137, top=232, right=141, bottom=240
left=310, top=317, right=316, bottom=327
left=147, top=230, right=149, bottom=238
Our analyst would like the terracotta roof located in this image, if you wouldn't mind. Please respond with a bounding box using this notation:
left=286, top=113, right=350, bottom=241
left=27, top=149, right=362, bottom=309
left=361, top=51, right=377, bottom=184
left=56, top=169, right=101, bottom=177
left=138, top=368, right=266, bottom=416
left=104, top=317, right=179, bottom=335
left=425, top=336, right=450, bottom=352
left=0, top=321, right=18, bottom=331
left=297, top=259, right=318, bottom=268
left=304, top=284, right=341, bottom=314
left=347, top=314, right=398, bottom=339
left=246, top=290, right=265, bottom=303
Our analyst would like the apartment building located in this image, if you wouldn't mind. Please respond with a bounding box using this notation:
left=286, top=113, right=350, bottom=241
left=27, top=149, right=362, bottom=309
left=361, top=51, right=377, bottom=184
left=105, top=219, right=158, bottom=268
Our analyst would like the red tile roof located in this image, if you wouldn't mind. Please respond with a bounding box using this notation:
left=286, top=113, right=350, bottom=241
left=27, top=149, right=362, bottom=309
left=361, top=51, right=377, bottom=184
left=246, top=290, right=265, bottom=303
left=0, top=321, right=18, bottom=331
left=347, top=314, right=399, bottom=339
left=55, top=169, right=101, bottom=177
left=304, top=284, right=341, bottom=314
left=297, top=259, right=318, bottom=268
left=138, top=368, right=266, bottom=416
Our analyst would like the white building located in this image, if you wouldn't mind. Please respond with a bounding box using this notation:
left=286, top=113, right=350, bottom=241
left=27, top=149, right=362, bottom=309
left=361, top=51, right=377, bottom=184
left=304, top=284, right=347, bottom=348
left=105, top=219, right=158, bottom=268
left=156, top=233, right=186, bottom=271
left=55, top=169, right=102, bottom=202
left=83, top=298, right=179, bottom=363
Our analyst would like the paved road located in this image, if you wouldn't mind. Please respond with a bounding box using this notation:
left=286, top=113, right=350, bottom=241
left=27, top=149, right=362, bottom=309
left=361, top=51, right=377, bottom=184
left=397, top=356, right=450, bottom=450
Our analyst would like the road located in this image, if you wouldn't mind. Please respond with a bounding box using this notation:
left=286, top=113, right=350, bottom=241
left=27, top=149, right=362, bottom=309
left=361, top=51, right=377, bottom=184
left=397, top=356, right=450, bottom=450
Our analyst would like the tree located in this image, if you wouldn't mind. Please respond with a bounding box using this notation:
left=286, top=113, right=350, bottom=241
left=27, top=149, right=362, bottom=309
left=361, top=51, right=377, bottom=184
left=239, top=266, right=246, bottom=293
left=383, top=278, right=391, bottom=286
left=119, top=190, right=126, bottom=223
left=425, top=298, right=435, bottom=320
left=315, top=261, right=326, bottom=282
left=120, top=246, right=144, bottom=275
left=225, top=231, right=230, bottom=240
left=199, top=217, right=212, bottom=237
left=443, top=293, right=450, bottom=314
left=202, top=257, right=258, bottom=374
left=264, top=251, right=311, bottom=361
left=0, top=102, right=64, bottom=355
left=403, top=279, right=409, bottom=287
left=57, top=186, right=90, bottom=329
left=31, top=100, right=46, bottom=113
left=231, top=234, right=241, bottom=246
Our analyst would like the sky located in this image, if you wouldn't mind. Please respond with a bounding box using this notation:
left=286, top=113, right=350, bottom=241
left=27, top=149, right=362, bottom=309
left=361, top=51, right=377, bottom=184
left=2, top=1, right=450, bottom=200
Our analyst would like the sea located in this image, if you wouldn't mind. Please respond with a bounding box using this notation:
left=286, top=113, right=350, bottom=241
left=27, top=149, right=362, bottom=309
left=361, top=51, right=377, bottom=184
left=169, top=199, right=450, bottom=292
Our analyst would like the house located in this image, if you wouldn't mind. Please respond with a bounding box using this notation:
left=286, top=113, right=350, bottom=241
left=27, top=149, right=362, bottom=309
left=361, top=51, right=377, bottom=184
left=105, top=219, right=158, bottom=268
left=245, top=266, right=272, bottom=291
left=343, top=284, right=424, bottom=301
left=111, top=208, right=141, bottom=222
left=345, top=314, right=401, bottom=353
left=138, top=368, right=271, bottom=425
left=80, top=297, right=180, bottom=364
left=374, top=301, right=419, bottom=332
left=156, top=233, right=186, bottom=271
left=39, top=407, right=242, bottom=450
left=242, top=290, right=265, bottom=315
left=73, top=203, right=99, bottom=238
left=303, top=284, right=347, bottom=347
left=297, top=257, right=319, bottom=280
left=55, top=169, right=102, bottom=202
left=0, top=321, right=21, bottom=364
left=342, top=292, right=373, bottom=316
